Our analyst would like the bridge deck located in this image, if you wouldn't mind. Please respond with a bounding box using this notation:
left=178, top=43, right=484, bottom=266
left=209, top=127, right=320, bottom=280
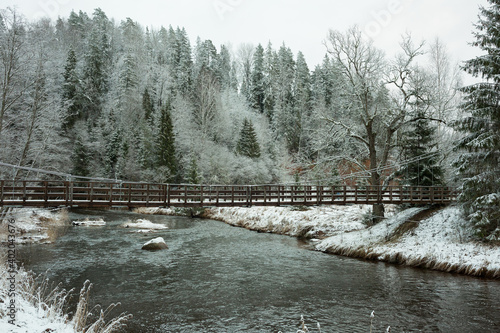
left=0, top=180, right=456, bottom=208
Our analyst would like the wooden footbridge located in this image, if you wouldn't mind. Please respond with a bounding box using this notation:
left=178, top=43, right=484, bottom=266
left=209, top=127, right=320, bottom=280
left=0, top=180, right=456, bottom=208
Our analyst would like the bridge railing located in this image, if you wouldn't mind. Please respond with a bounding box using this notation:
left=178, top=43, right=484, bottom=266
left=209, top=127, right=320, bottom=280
left=0, top=180, right=456, bottom=208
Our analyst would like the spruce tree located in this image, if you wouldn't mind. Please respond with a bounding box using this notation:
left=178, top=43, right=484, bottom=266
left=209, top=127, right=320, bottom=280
left=186, top=157, right=200, bottom=184
left=399, top=109, right=444, bottom=186
left=71, top=135, right=89, bottom=177
left=250, top=44, right=265, bottom=113
left=142, top=88, right=154, bottom=121
left=236, top=118, right=261, bottom=159
left=156, top=101, right=178, bottom=182
left=61, top=47, right=82, bottom=131
left=454, top=0, right=500, bottom=240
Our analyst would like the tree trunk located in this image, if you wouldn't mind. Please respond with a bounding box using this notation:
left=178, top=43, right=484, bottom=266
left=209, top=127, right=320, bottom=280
left=367, top=120, right=385, bottom=224
left=372, top=204, right=385, bottom=225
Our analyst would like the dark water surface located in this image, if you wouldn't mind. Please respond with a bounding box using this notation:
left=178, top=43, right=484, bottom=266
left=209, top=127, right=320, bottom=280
left=18, top=209, right=500, bottom=332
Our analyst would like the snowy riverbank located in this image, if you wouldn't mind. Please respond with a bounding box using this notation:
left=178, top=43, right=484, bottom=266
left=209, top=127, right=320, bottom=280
left=199, top=205, right=500, bottom=279
left=0, top=207, right=69, bottom=245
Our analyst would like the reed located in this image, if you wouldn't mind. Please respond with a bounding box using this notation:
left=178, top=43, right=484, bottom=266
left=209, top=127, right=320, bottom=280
left=0, top=257, right=132, bottom=332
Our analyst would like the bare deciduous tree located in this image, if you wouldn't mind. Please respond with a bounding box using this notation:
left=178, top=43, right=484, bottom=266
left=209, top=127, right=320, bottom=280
left=324, top=27, right=426, bottom=223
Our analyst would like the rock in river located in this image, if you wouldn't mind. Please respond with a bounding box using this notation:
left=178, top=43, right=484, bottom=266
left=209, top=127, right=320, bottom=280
left=142, top=237, right=168, bottom=251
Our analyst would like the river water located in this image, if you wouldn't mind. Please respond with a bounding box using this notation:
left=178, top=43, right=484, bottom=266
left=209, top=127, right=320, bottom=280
left=18, top=209, right=500, bottom=332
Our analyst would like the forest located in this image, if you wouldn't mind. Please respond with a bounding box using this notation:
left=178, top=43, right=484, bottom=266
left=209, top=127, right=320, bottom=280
left=0, top=3, right=498, bottom=238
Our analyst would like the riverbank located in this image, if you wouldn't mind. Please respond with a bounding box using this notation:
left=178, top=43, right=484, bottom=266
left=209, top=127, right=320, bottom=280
left=198, top=205, right=499, bottom=279
left=0, top=207, right=69, bottom=245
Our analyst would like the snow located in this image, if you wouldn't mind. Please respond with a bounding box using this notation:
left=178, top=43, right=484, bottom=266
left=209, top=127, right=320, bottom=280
left=321, top=206, right=500, bottom=278
left=133, top=207, right=176, bottom=215
left=72, top=218, right=106, bottom=226
left=205, top=205, right=375, bottom=238
left=0, top=266, right=76, bottom=333
left=1, top=208, right=66, bottom=244
left=143, top=237, right=167, bottom=247
left=122, top=218, right=168, bottom=230
left=0, top=301, right=75, bottom=333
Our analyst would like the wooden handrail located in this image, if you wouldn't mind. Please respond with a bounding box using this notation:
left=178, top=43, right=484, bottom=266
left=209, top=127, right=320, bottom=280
left=0, top=180, right=457, bottom=208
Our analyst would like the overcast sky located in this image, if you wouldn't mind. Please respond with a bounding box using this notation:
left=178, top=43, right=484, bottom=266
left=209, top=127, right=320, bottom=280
left=1, top=0, right=490, bottom=76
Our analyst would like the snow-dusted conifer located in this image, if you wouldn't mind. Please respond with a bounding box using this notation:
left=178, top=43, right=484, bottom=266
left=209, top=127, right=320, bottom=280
left=454, top=0, right=500, bottom=240
left=236, top=118, right=261, bottom=159
left=156, top=100, right=178, bottom=182
left=61, top=47, right=82, bottom=131
left=250, top=44, right=265, bottom=113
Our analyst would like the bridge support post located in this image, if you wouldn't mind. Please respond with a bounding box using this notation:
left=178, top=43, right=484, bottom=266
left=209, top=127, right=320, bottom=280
left=22, top=180, right=26, bottom=205
left=44, top=181, right=48, bottom=207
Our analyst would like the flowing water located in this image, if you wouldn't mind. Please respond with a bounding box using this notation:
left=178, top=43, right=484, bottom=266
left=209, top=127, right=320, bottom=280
left=18, top=209, right=500, bottom=332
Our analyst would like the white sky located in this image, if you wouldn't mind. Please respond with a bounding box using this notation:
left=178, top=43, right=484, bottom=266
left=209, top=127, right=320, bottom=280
left=1, top=0, right=490, bottom=76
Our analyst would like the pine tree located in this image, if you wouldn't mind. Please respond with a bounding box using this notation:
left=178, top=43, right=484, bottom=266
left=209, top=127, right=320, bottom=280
left=291, top=51, right=312, bottom=155
left=61, top=47, right=82, bottom=131
left=399, top=109, right=444, bottom=186
left=454, top=0, right=500, bottom=240
left=175, top=27, right=193, bottom=96
left=216, top=44, right=232, bottom=88
left=250, top=44, right=265, bottom=113
left=236, top=118, right=261, bottom=158
left=156, top=101, right=178, bottom=182
left=81, top=9, right=111, bottom=122
left=71, top=135, right=89, bottom=177
left=263, top=42, right=277, bottom=120
left=186, top=157, right=200, bottom=184
left=142, top=88, right=154, bottom=121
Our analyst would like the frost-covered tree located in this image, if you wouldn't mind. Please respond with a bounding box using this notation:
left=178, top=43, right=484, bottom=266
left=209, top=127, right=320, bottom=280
left=156, top=101, right=178, bottom=182
left=274, top=44, right=296, bottom=152
left=399, top=109, right=444, bottom=187
left=454, top=0, right=500, bottom=240
left=81, top=8, right=112, bottom=123
left=61, top=47, right=83, bottom=131
left=250, top=44, right=265, bottom=113
left=236, top=118, right=261, bottom=159
left=193, top=66, right=221, bottom=139
left=0, top=8, right=32, bottom=139
left=142, top=88, right=154, bottom=121
left=324, top=28, right=426, bottom=223
left=71, top=135, right=90, bottom=177
left=292, top=51, right=312, bottom=156
left=216, top=44, right=232, bottom=89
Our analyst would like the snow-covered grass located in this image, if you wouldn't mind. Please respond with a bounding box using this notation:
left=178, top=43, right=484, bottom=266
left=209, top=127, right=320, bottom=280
left=204, top=205, right=375, bottom=238
left=203, top=204, right=500, bottom=279
left=133, top=207, right=176, bottom=216
left=0, top=258, right=132, bottom=332
left=316, top=206, right=500, bottom=279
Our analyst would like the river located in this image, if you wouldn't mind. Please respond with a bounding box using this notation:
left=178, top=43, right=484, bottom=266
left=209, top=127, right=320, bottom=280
left=18, top=209, right=500, bottom=332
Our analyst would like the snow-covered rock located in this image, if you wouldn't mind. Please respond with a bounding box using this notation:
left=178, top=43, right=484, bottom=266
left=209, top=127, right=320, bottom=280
left=122, top=219, right=168, bottom=230
left=72, top=218, right=106, bottom=226
left=141, top=237, right=168, bottom=251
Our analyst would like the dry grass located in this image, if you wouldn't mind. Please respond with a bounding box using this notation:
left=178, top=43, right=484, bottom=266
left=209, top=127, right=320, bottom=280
left=0, top=254, right=132, bottom=332
left=72, top=280, right=132, bottom=333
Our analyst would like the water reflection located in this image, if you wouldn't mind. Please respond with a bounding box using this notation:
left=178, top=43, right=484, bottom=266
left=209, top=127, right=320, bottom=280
left=18, top=209, right=500, bottom=333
